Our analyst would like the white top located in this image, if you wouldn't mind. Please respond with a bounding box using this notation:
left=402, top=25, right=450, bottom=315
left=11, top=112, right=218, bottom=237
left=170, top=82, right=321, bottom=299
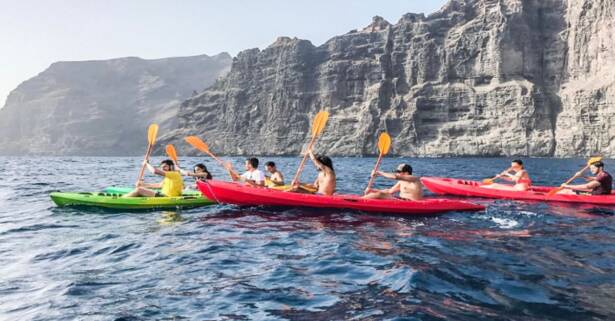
left=241, top=169, right=265, bottom=184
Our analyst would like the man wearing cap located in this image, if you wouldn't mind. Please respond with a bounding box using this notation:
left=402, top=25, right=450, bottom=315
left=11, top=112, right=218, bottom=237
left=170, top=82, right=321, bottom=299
left=559, top=161, right=612, bottom=195
left=363, top=163, right=423, bottom=200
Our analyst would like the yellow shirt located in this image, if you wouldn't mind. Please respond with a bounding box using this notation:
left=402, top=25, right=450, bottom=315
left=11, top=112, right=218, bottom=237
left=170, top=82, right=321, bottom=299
left=161, top=171, right=184, bottom=197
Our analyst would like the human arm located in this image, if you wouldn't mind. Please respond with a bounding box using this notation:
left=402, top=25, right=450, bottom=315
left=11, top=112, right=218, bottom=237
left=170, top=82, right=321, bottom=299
left=561, top=181, right=600, bottom=192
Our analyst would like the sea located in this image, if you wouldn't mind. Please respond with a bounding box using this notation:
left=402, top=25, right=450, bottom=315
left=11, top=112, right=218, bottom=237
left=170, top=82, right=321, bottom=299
left=1, top=156, right=614, bottom=321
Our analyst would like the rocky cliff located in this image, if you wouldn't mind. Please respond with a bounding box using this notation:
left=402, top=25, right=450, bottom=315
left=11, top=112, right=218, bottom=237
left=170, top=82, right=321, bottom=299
left=163, top=0, right=614, bottom=157
left=0, top=53, right=231, bottom=155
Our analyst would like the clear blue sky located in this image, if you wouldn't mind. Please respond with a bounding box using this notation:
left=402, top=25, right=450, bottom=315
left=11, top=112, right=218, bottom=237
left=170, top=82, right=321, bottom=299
left=0, top=0, right=447, bottom=107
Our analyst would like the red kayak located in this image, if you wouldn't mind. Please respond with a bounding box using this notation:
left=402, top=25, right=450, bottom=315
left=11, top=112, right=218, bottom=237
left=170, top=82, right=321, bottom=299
left=421, top=177, right=615, bottom=205
left=197, top=180, right=485, bottom=215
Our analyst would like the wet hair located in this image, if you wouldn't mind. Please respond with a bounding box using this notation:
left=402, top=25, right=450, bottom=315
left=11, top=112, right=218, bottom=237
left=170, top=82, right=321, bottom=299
left=512, top=159, right=524, bottom=169
left=265, top=161, right=276, bottom=168
left=316, top=155, right=334, bottom=171
left=395, top=163, right=412, bottom=175
left=246, top=157, right=259, bottom=168
left=194, top=163, right=213, bottom=179
left=591, top=161, right=604, bottom=168
left=160, top=159, right=175, bottom=170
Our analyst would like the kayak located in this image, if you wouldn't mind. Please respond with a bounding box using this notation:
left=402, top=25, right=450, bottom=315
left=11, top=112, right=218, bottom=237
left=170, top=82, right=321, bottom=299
left=102, top=186, right=202, bottom=196
left=421, top=177, right=615, bottom=205
left=197, top=180, right=485, bottom=215
left=50, top=191, right=215, bottom=209
left=104, top=182, right=317, bottom=195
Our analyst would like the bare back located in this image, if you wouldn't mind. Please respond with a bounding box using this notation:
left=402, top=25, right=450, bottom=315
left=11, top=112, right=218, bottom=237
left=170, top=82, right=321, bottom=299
left=314, top=169, right=336, bottom=195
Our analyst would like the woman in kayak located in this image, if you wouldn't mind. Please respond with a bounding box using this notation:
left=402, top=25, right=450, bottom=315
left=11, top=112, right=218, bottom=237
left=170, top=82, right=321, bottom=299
left=180, top=163, right=212, bottom=188
left=483, top=160, right=532, bottom=191
left=123, top=159, right=184, bottom=197
left=558, top=161, right=612, bottom=195
left=363, top=163, right=423, bottom=201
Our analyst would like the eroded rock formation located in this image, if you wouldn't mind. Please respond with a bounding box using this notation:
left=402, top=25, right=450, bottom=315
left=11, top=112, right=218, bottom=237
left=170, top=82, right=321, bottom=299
left=163, top=0, right=614, bottom=157
left=0, top=53, right=231, bottom=155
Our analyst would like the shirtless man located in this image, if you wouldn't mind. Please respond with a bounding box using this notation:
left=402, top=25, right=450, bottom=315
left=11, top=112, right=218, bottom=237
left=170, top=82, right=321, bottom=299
left=363, top=163, right=423, bottom=201
left=265, top=161, right=284, bottom=187
left=292, top=150, right=336, bottom=195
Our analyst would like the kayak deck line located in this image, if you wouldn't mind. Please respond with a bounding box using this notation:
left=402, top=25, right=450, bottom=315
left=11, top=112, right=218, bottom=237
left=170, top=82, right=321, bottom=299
left=421, top=177, right=615, bottom=206
left=197, top=180, right=485, bottom=215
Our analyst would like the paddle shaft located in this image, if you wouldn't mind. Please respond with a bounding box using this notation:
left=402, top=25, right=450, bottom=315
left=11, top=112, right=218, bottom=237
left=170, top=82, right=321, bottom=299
left=292, top=136, right=318, bottom=184
left=136, top=143, right=154, bottom=186
left=563, top=165, right=590, bottom=185
left=365, top=153, right=384, bottom=194
left=548, top=164, right=590, bottom=195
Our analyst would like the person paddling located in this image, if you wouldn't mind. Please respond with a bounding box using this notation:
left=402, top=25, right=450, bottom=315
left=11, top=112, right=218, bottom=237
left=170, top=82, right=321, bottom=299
left=482, top=160, right=532, bottom=191
left=363, top=164, right=423, bottom=201
left=292, top=150, right=335, bottom=195
left=225, top=157, right=265, bottom=187
left=558, top=161, right=612, bottom=195
left=179, top=163, right=213, bottom=188
left=123, top=159, right=184, bottom=197
left=264, top=161, right=284, bottom=187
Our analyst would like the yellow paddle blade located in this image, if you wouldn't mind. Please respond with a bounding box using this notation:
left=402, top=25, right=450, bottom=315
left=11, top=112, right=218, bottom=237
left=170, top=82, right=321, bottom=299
left=147, top=124, right=159, bottom=145
left=311, top=110, right=329, bottom=137
left=587, top=156, right=603, bottom=166
left=184, top=136, right=209, bottom=153
left=377, top=132, right=391, bottom=155
left=165, top=144, right=178, bottom=163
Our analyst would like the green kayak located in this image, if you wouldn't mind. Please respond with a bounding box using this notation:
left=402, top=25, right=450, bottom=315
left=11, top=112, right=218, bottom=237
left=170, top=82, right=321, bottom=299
left=50, top=191, right=214, bottom=210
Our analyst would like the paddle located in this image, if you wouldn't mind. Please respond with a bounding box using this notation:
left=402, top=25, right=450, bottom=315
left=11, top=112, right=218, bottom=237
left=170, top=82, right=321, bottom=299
left=184, top=136, right=225, bottom=165
left=482, top=167, right=512, bottom=185
left=547, top=156, right=603, bottom=196
left=291, top=111, right=329, bottom=185
left=184, top=136, right=238, bottom=178
left=165, top=144, right=179, bottom=166
left=364, top=132, right=392, bottom=194
left=135, top=124, right=159, bottom=187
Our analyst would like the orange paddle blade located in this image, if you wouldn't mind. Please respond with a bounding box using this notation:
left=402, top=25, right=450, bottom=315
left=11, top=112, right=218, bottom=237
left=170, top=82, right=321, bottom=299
left=165, top=144, right=178, bottom=163
left=185, top=136, right=209, bottom=153
left=147, top=124, right=159, bottom=145
left=482, top=179, right=494, bottom=185
left=547, top=187, right=563, bottom=197
left=377, top=132, right=391, bottom=155
left=310, top=110, right=329, bottom=137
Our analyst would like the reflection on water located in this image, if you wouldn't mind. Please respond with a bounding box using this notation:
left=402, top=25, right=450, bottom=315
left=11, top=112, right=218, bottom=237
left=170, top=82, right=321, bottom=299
left=0, top=156, right=614, bottom=320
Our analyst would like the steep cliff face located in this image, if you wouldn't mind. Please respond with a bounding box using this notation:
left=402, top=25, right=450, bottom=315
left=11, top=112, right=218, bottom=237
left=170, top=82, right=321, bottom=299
left=163, top=0, right=614, bottom=157
left=555, top=0, right=615, bottom=156
left=0, top=53, right=231, bottom=156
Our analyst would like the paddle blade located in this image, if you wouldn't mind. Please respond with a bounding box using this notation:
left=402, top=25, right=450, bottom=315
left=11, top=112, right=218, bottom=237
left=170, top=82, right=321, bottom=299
left=482, top=179, right=494, bottom=185
left=165, top=144, right=178, bottom=163
left=147, top=124, right=159, bottom=145
left=377, top=132, right=391, bottom=155
left=185, top=136, right=209, bottom=153
left=311, top=110, right=329, bottom=137
left=587, top=156, right=603, bottom=166
left=547, top=187, right=563, bottom=197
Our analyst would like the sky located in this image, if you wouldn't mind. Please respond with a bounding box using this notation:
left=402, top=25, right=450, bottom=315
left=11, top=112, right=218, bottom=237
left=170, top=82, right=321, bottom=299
left=0, top=0, right=447, bottom=108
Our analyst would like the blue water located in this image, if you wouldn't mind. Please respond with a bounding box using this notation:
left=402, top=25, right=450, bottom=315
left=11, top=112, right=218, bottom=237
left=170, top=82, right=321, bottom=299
left=1, top=156, right=615, bottom=320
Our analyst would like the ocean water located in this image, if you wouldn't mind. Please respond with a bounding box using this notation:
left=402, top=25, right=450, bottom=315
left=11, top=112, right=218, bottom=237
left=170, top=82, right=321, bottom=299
left=0, top=156, right=614, bottom=321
